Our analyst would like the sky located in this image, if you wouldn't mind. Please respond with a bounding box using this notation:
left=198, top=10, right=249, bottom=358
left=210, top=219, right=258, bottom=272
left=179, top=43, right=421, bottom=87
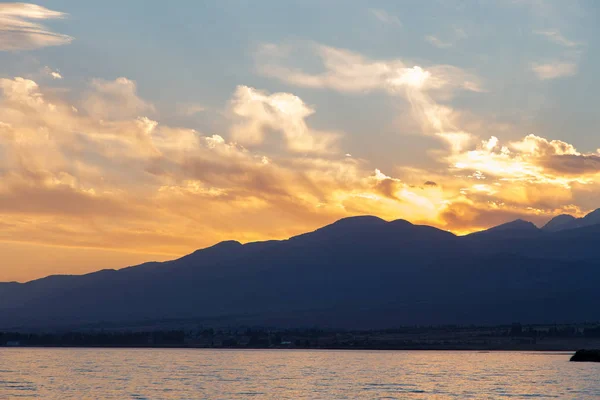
left=1, top=0, right=600, bottom=282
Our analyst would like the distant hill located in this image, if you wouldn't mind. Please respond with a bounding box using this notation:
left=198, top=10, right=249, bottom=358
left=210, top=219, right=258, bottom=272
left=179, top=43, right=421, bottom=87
left=465, top=219, right=541, bottom=240
left=543, top=208, right=600, bottom=232
left=542, top=214, right=577, bottom=232
left=1, top=210, right=600, bottom=330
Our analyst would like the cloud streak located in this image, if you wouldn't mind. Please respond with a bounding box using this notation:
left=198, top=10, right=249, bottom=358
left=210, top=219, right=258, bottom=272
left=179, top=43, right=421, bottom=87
left=257, top=43, right=483, bottom=96
left=534, top=29, right=579, bottom=48
left=0, top=3, right=72, bottom=50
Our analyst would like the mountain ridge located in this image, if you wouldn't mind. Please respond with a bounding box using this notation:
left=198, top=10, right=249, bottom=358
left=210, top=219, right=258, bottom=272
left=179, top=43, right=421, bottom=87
left=1, top=210, right=600, bottom=330
left=542, top=208, right=600, bottom=232
left=9, top=209, right=600, bottom=286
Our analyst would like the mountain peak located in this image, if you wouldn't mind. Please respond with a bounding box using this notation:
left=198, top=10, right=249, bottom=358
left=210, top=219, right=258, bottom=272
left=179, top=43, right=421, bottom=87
left=329, top=215, right=387, bottom=227
left=542, top=214, right=576, bottom=232
left=541, top=208, right=600, bottom=233
left=4, top=212, right=600, bottom=330
left=467, top=218, right=540, bottom=239
left=389, top=218, right=413, bottom=227
left=291, top=215, right=387, bottom=242
left=491, top=219, right=538, bottom=232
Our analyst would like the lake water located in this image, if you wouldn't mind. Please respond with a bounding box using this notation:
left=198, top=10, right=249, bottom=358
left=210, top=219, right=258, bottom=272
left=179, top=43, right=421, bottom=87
left=1, top=349, right=599, bottom=399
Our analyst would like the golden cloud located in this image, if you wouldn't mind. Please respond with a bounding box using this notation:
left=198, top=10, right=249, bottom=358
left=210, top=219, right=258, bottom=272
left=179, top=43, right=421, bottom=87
left=1, top=69, right=600, bottom=282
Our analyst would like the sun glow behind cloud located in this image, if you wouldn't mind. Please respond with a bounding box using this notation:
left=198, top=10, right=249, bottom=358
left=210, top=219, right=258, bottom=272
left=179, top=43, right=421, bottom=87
left=1, top=66, right=597, bottom=272
left=0, top=2, right=598, bottom=281
left=256, top=41, right=600, bottom=230
left=0, top=75, right=454, bottom=271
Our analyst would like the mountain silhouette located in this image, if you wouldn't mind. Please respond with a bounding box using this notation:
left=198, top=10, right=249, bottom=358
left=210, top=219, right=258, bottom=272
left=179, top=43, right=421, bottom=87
left=1, top=211, right=600, bottom=330
left=466, top=219, right=541, bottom=240
left=542, top=214, right=577, bottom=232
left=542, top=208, right=600, bottom=232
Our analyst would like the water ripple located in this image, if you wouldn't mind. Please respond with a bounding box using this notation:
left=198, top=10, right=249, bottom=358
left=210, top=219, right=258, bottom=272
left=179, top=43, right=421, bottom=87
left=0, top=349, right=598, bottom=399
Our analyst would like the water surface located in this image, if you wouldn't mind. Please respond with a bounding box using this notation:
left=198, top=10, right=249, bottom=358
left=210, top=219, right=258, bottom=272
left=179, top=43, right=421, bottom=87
left=1, top=349, right=599, bottom=399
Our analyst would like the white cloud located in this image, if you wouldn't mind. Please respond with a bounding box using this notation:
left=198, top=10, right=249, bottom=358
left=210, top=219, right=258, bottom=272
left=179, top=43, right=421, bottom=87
left=257, top=42, right=484, bottom=147
left=0, top=3, right=72, bottom=50
left=230, top=85, right=339, bottom=154
left=43, top=66, right=62, bottom=79
left=510, top=134, right=579, bottom=157
left=0, top=76, right=45, bottom=107
left=531, top=62, right=577, bottom=80
left=369, top=8, right=401, bottom=26
left=258, top=43, right=483, bottom=95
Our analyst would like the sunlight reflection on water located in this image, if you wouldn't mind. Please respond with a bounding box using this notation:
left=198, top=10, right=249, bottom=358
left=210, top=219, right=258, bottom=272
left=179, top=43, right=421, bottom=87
left=0, top=349, right=599, bottom=399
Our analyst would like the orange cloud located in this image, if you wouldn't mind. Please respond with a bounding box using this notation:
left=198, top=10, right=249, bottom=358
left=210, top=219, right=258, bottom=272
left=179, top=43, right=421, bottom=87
left=0, top=76, right=453, bottom=274
left=1, top=71, right=599, bottom=281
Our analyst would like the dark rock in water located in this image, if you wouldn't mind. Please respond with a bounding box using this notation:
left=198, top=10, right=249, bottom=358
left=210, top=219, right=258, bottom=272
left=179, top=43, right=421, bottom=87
left=570, top=349, right=600, bottom=362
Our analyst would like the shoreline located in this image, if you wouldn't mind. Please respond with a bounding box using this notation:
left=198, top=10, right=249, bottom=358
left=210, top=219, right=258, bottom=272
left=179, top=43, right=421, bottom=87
left=3, top=324, right=599, bottom=351
left=0, top=344, right=583, bottom=352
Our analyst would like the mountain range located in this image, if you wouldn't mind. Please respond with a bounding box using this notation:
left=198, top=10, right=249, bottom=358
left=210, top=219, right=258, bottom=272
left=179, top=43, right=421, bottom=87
left=1, top=209, right=600, bottom=330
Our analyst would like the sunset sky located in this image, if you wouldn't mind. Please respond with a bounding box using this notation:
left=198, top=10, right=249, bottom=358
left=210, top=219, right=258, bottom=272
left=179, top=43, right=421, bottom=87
left=1, top=1, right=600, bottom=281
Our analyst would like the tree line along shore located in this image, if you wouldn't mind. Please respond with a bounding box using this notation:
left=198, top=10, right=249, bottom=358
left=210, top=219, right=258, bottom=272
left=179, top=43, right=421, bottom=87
left=2, top=323, right=600, bottom=350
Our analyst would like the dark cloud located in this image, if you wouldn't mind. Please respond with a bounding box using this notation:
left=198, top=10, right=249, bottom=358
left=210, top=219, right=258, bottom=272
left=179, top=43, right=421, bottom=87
left=374, top=178, right=402, bottom=200
left=0, top=178, right=137, bottom=218
left=540, top=154, right=600, bottom=175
